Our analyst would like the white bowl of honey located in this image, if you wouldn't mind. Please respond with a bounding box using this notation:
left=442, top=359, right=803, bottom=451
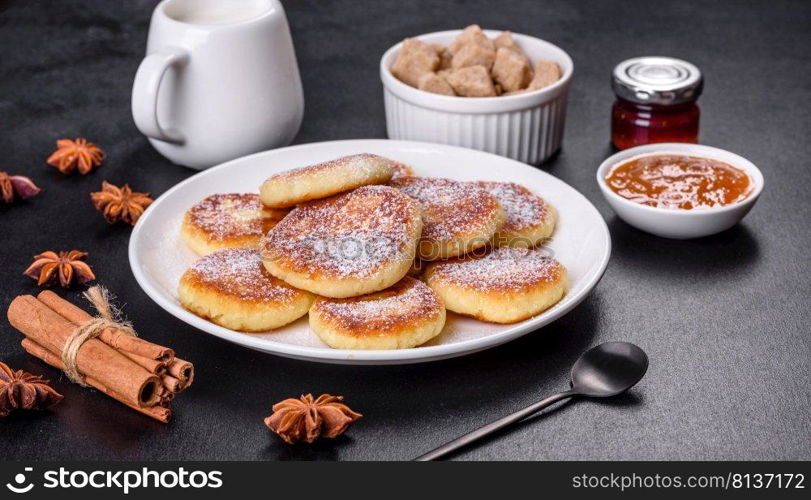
left=597, top=143, right=764, bottom=239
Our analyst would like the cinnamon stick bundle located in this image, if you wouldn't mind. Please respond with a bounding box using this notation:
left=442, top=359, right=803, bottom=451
left=168, top=358, right=194, bottom=388
left=8, top=296, right=160, bottom=408
left=7, top=288, right=193, bottom=423
left=21, top=339, right=171, bottom=423
left=38, top=290, right=174, bottom=362
left=162, top=375, right=184, bottom=393
left=38, top=290, right=192, bottom=393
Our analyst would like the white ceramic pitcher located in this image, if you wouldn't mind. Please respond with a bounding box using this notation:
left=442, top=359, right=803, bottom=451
left=132, top=0, right=304, bottom=169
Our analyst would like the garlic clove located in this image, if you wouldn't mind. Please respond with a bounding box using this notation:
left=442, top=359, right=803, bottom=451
left=9, top=175, right=42, bottom=200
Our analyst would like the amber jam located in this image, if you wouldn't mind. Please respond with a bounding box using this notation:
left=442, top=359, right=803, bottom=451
left=605, top=154, right=752, bottom=210
left=611, top=99, right=699, bottom=150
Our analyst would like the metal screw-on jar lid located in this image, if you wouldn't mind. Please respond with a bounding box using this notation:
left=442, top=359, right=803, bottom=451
left=612, top=56, right=703, bottom=105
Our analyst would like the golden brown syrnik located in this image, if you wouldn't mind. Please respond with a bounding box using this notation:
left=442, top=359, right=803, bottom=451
left=47, top=138, right=104, bottom=175
left=264, top=393, right=362, bottom=444
left=178, top=248, right=315, bottom=332
left=309, top=277, right=446, bottom=350
left=91, top=181, right=153, bottom=225
left=260, top=153, right=394, bottom=208
left=262, top=185, right=422, bottom=298
left=389, top=176, right=505, bottom=260
left=23, top=250, right=96, bottom=288
left=181, top=193, right=283, bottom=256
left=0, top=360, right=63, bottom=417
left=477, top=181, right=556, bottom=248
left=424, top=246, right=567, bottom=323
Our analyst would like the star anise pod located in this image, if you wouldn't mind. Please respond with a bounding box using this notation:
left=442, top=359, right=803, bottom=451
left=46, top=137, right=104, bottom=175
left=90, top=181, right=153, bottom=225
left=0, top=361, right=63, bottom=417
left=23, top=250, right=96, bottom=288
left=264, top=393, right=362, bottom=444
left=0, top=172, right=41, bottom=204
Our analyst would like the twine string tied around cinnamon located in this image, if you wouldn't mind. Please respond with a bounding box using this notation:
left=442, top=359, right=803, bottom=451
left=60, top=285, right=137, bottom=385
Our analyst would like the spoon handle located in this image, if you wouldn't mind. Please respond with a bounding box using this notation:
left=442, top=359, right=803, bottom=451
left=415, top=390, right=577, bottom=461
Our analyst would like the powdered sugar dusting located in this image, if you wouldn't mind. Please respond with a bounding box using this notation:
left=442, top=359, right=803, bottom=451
left=428, top=246, right=564, bottom=292
left=478, top=181, right=549, bottom=233
left=263, top=185, right=420, bottom=278
left=313, top=277, right=443, bottom=333
left=268, top=153, right=393, bottom=182
left=390, top=161, right=414, bottom=180
left=390, top=177, right=501, bottom=241
left=186, top=248, right=302, bottom=303
left=186, top=193, right=269, bottom=241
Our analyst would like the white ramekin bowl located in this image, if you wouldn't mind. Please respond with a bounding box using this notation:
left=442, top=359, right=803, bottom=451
left=596, top=143, right=764, bottom=239
left=380, top=30, right=573, bottom=165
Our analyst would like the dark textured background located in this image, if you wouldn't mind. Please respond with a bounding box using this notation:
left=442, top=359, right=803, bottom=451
left=1, top=0, right=809, bottom=461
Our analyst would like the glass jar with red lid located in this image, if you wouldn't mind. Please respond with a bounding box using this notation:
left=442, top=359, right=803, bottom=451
left=611, top=57, right=703, bottom=150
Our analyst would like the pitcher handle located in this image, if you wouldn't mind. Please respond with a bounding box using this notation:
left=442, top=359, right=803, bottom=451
left=131, top=48, right=189, bottom=143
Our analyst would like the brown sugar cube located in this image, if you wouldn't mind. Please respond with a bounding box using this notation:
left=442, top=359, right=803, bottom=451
left=429, top=43, right=454, bottom=71
left=438, top=48, right=453, bottom=70
left=492, top=47, right=533, bottom=92
left=494, top=31, right=515, bottom=51
left=448, top=24, right=494, bottom=55
left=445, top=66, right=496, bottom=97
left=391, top=38, right=440, bottom=87
left=494, top=32, right=530, bottom=63
left=417, top=73, right=455, bottom=96
left=451, top=41, right=497, bottom=71
left=495, top=31, right=520, bottom=52
left=528, top=60, right=562, bottom=90
left=427, top=42, right=453, bottom=70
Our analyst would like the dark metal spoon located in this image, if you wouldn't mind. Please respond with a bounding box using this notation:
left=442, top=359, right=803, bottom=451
left=415, top=342, right=649, bottom=461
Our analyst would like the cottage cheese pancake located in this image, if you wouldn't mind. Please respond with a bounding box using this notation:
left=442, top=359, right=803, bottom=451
left=178, top=249, right=315, bottom=332
left=180, top=193, right=286, bottom=256
left=390, top=161, right=415, bottom=180
left=262, top=185, right=422, bottom=298
left=477, top=181, right=556, bottom=247
left=423, top=246, right=566, bottom=323
left=390, top=177, right=505, bottom=260
left=309, top=277, right=445, bottom=349
left=259, top=153, right=395, bottom=208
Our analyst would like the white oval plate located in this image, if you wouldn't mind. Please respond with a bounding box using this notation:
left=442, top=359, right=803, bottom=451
left=129, top=140, right=610, bottom=365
